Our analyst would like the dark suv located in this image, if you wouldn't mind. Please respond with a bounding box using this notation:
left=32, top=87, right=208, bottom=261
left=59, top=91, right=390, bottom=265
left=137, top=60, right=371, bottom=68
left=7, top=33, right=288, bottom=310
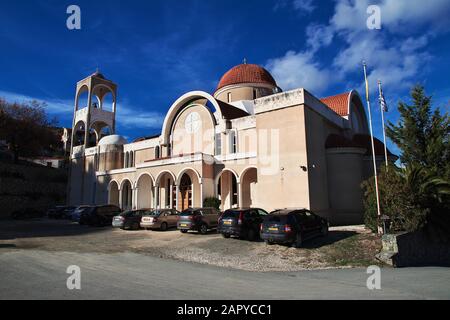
left=260, top=209, right=328, bottom=248
left=218, top=208, right=268, bottom=241
left=80, top=205, right=122, bottom=226
left=177, top=208, right=220, bottom=234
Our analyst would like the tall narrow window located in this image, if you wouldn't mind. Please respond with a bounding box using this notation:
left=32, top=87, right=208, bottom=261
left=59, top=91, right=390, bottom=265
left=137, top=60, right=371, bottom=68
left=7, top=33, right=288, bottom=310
left=130, top=151, right=134, bottom=167
left=215, top=133, right=222, bottom=156
left=227, top=92, right=232, bottom=103
left=229, top=131, right=237, bottom=154
left=155, top=146, right=160, bottom=159
left=253, top=89, right=258, bottom=100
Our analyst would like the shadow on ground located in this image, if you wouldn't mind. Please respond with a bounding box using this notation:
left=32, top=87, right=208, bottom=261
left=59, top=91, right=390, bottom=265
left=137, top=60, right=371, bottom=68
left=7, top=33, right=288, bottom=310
left=0, top=218, right=111, bottom=240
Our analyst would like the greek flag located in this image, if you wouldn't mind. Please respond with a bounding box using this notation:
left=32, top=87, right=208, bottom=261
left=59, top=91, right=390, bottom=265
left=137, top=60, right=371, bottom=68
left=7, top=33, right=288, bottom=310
left=379, top=86, right=388, bottom=112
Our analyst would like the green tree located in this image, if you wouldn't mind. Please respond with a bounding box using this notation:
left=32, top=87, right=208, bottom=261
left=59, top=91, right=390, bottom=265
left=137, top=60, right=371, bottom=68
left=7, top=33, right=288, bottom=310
left=386, top=85, right=450, bottom=179
left=0, top=98, right=60, bottom=163
left=363, top=85, right=450, bottom=239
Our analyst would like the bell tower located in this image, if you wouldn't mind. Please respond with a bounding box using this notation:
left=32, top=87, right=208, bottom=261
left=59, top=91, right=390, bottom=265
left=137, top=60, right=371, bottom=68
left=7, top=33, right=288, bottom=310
left=70, top=70, right=118, bottom=154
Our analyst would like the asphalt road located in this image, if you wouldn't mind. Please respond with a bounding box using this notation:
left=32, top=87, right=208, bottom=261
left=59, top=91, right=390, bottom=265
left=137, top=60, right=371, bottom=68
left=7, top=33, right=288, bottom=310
left=0, top=250, right=449, bottom=300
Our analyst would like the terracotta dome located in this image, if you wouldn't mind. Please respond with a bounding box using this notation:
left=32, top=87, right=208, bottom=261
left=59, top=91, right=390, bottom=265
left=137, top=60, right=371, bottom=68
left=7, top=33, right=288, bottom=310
left=216, top=64, right=277, bottom=91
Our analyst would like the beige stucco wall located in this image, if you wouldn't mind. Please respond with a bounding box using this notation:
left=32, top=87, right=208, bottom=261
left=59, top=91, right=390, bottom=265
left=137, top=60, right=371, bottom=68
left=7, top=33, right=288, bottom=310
left=171, top=104, right=215, bottom=156
left=215, top=85, right=275, bottom=103
left=254, top=104, right=310, bottom=212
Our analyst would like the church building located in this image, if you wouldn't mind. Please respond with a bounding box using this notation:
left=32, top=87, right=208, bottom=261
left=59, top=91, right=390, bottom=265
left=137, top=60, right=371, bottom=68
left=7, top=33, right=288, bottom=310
left=68, top=63, right=393, bottom=225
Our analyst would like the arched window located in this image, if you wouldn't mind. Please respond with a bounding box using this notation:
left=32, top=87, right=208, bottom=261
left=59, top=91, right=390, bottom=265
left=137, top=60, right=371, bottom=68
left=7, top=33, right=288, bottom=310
left=229, top=131, right=237, bottom=154
left=124, top=152, right=129, bottom=168
left=227, top=92, right=232, bottom=103
left=155, top=146, right=160, bottom=159
left=130, top=151, right=134, bottom=168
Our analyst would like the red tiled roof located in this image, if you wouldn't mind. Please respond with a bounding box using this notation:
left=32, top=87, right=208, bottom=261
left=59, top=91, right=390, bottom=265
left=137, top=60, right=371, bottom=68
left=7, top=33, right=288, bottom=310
left=320, top=92, right=351, bottom=116
left=216, top=64, right=277, bottom=91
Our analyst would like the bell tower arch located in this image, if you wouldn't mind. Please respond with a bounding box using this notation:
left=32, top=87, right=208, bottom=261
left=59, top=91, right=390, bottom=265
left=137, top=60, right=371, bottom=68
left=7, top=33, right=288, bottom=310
left=70, top=70, right=118, bottom=154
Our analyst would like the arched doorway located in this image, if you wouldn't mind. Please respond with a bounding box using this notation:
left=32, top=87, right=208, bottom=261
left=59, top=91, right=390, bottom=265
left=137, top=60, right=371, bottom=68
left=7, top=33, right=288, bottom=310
left=155, top=171, right=176, bottom=209
left=109, top=181, right=119, bottom=207
left=240, top=167, right=257, bottom=208
left=216, top=170, right=239, bottom=210
left=121, top=180, right=133, bottom=211
left=136, top=174, right=153, bottom=209
left=179, top=174, right=192, bottom=211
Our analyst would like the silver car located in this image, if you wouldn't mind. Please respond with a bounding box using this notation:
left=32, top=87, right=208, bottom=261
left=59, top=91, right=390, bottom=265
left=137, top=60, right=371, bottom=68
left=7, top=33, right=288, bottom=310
left=140, top=209, right=180, bottom=231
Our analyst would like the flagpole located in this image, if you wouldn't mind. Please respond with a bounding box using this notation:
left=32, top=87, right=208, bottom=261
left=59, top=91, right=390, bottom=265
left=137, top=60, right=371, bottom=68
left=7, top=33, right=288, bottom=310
left=378, top=80, right=389, bottom=169
left=363, top=62, right=383, bottom=235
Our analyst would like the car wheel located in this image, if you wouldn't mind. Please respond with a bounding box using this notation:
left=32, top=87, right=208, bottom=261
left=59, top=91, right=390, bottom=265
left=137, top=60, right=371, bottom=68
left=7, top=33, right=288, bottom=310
left=161, top=222, right=168, bottom=231
left=247, top=229, right=256, bottom=241
left=222, top=233, right=231, bottom=239
left=293, top=232, right=303, bottom=248
left=321, top=224, right=329, bottom=237
left=199, top=224, right=208, bottom=235
left=180, top=230, right=188, bottom=234
left=265, top=240, right=274, bottom=246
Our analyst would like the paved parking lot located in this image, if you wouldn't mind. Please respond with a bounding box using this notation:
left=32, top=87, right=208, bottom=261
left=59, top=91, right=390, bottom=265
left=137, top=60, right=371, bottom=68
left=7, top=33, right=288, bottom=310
left=0, top=218, right=381, bottom=271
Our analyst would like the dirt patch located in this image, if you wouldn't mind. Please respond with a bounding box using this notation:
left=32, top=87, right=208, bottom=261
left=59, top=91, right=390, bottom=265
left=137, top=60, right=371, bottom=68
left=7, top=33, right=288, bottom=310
left=0, top=219, right=383, bottom=271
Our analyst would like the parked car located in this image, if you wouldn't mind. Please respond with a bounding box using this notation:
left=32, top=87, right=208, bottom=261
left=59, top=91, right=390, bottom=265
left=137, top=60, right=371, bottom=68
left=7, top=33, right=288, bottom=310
left=79, top=205, right=121, bottom=226
left=71, top=206, right=94, bottom=223
left=177, top=207, right=220, bottom=234
left=62, top=206, right=77, bottom=220
left=112, top=209, right=150, bottom=230
left=218, top=208, right=268, bottom=241
left=47, top=206, right=76, bottom=219
left=11, top=207, right=46, bottom=220
left=140, top=208, right=180, bottom=231
left=260, top=209, right=329, bottom=248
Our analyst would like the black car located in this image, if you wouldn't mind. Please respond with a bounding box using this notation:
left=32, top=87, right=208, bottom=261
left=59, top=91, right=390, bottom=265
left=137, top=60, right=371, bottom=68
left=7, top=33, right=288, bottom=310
left=260, top=209, right=329, bottom=248
left=177, top=207, right=220, bottom=234
left=47, top=206, right=76, bottom=219
left=112, top=209, right=149, bottom=230
left=218, top=208, right=268, bottom=241
left=79, top=205, right=121, bottom=226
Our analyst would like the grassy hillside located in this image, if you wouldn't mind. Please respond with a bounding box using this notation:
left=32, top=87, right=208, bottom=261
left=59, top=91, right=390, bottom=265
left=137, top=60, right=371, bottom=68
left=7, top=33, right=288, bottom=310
left=0, top=160, right=67, bottom=218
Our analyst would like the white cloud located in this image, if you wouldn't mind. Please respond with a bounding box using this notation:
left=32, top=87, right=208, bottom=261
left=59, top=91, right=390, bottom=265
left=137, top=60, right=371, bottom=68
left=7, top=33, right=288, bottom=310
left=116, top=104, right=165, bottom=130
left=0, top=90, right=165, bottom=130
left=266, top=51, right=331, bottom=94
left=293, top=0, right=316, bottom=13
left=267, top=0, right=448, bottom=97
left=274, top=0, right=316, bottom=14
left=0, top=90, right=72, bottom=115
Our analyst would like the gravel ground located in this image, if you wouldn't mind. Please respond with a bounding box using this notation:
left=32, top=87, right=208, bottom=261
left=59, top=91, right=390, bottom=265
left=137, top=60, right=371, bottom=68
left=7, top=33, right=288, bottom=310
left=0, top=219, right=383, bottom=272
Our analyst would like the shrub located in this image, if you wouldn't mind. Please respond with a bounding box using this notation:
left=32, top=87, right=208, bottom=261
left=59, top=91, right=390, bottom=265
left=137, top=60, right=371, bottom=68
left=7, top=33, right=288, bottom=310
left=203, top=197, right=221, bottom=210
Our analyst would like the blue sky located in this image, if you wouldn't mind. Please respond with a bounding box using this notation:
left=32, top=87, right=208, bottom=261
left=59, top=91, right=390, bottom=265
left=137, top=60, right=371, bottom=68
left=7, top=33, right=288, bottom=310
left=0, top=0, right=449, bottom=154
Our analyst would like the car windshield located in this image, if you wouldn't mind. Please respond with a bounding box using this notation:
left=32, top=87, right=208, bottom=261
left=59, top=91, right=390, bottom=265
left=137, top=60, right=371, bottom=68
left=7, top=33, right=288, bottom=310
left=120, top=211, right=133, bottom=217
left=180, top=210, right=195, bottom=216
left=265, top=215, right=287, bottom=223
left=222, top=210, right=241, bottom=218
left=143, top=210, right=161, bottom=217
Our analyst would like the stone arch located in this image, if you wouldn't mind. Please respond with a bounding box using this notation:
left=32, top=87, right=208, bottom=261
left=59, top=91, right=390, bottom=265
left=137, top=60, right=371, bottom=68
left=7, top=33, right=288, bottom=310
left=240, top=166, right=258, bottom=208
left=176, top=167, right=202, bottom=185
left=108, top=180, right=120, bottom=207
left=75, top=85, right=90, bottom=111
left=348, top=91, right=369, bottom=135
left=120, top=179, right=133, bottom=211
left=92, top=84, right=116, bottom=113
left=161, top=91, right=221, bottom=145
left=73, top=120, right=86, bottom=147
left=155, top=170, right=176, bottom=209
left=216, top=168, right=239, bottom=210
left=136, top=173, right=154, bottom=210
